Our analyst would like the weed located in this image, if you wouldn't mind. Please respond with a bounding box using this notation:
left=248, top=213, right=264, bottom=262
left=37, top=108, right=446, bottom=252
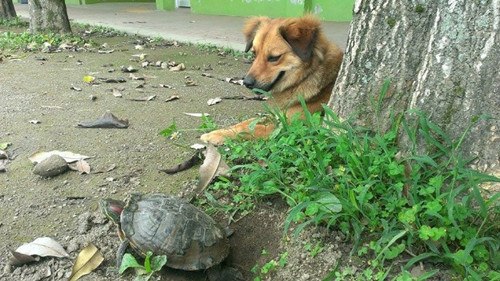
left=0, top=17, right=28, bottom=28
left=119, top=251, right=167, bottom=281
left=252, top=251, right=288, bottom=280
left=206, top=97, right=499, bottom=279
left=0, top=31, right=88, bottom=50
left=304, top=241, right=324, bottom=258
left=159, top=115, right=218, bottom=140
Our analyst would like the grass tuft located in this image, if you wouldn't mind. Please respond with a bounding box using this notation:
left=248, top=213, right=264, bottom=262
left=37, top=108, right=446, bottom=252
left=205, top=98, right=499, bottom=279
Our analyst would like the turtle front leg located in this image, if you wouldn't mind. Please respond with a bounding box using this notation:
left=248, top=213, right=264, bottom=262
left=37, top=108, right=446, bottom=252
left=116, top=240, right=130, bottom=268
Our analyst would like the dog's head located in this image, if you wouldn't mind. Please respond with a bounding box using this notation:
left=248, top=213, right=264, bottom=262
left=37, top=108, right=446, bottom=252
left=242, top=15, right=321, bottom=94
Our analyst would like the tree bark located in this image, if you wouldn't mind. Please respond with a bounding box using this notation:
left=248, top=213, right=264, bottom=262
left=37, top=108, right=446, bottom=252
left=329, top=0, right=499, bottom=174
left=0, top=0, right=17, bottom=19
left=29, top=0, right=71, bottom=33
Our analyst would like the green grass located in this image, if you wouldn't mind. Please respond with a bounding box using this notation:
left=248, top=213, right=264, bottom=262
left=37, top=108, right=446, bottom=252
left=204, top=99, right=499, bottom=280
left=0, top=21, right=127, bottom=50
left=0, top=17, right=28, bottom=28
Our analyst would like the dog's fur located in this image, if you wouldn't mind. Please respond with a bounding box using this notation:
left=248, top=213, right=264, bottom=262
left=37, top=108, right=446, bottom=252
left=200, top=15, right=343, bottom=145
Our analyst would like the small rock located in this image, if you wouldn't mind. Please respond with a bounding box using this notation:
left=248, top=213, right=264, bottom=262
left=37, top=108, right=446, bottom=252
left=33, top=155, right=69, bottom=177
left=77, top=212, right=91, bottom=234
left=66, top=240, right=79, bottom=253
left=410, top=264, right=425, bottom=278
left=3, top=263, right=12, bottom=274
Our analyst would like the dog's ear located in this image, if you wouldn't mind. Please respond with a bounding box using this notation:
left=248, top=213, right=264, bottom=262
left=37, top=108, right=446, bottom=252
left=243, top=17, right=267, bottom=52
left=280, top=15, right=320, bottom=61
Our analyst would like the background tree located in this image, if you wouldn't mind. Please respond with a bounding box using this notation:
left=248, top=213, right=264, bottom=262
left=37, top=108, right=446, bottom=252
left=329, top=0, right=499, bottom=174
left=29, top=0, right=71, bottom=33
left=0, top=0, right=17, bottom=19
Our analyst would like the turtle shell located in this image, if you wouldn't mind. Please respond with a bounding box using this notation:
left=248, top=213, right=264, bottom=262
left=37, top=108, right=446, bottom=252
left=120, top=193, right=230, bottom=271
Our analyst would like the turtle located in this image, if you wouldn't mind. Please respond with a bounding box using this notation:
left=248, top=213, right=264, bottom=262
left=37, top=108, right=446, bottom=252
left=100, top=193, right=231, bottom=271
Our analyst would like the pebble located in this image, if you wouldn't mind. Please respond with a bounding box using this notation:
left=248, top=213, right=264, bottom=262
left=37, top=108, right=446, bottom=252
left=3, top=263, right=12, bottom=274
left=77, top=212, right=91, bottom=234
left=33, top=155, right=69, bottom=177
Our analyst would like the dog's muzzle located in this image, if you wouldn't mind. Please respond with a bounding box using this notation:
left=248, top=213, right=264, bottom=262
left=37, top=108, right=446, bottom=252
left=243, top=71, right=285, bottom=94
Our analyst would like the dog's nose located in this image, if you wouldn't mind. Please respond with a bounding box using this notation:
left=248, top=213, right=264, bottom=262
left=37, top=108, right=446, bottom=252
left=243, top=76, right=256, bottom=89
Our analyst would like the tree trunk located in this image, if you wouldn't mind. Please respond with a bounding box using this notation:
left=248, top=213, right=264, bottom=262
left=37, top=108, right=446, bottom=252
left=29, top=0, right=71, bottom=33
left=329, top=0, right=499, bottom=174
left=0, top=0, right=17, bottom=19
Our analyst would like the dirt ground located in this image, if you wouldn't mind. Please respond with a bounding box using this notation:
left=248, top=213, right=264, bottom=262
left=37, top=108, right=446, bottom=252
left=0, top=25, right=364, bottom=281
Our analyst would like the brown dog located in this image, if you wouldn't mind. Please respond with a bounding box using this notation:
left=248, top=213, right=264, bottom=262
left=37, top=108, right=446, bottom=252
left=200, top=15, right=343, bottom=145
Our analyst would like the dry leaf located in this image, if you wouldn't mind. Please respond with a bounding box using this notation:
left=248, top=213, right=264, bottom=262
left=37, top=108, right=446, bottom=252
left=196, top=144, right=221, bottom=195
left=70, top=85, right=82, bottom=91
left=69, top=160, right=91, bottom=174
left=130, top=95, right=156, bottom=101
left=225, top=77, right=244, bottom=85
left=169, top=63, right=185, bottom=72
left=207, top=97, right=222, bottom=106
left=0, top=150, right=8, bottom=159
left=165, top=95, right=179, bottom=102
left=97, top=49, right=114, bottom=54
left=129, top=73, right=144, bottom=80
left=121, top=65, right=138, bottom=73
left=68, top=244, right=104, bottom=281
left=13, top=237, right=69, bottom=261
left=9, top=251, right=39, bottom=266
left=106, top=164, right=117, bottom=172
left=201, top=73, right=212, bottom=77
left=184, top=113, right=209, bottom=117
left=132, top=52, right=147, bottom=60
left=159, top=84, right=174, bottom=89
left=83, top=75, right=95, bottom=84
left=29, top=151, right=90, bottom=164
left=77, top=111, right=129, bottom=128
left=112, top=88, right=123, bottom=98
left=185, top=79, right=197, bottom=87
left=160, top=151, right=202, bottom=175
left=191, top=143, right=206, bottom=150
left=98, top=77, right=126, bottom=83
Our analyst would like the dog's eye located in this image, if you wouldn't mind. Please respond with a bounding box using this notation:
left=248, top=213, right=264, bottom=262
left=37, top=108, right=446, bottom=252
left=267, top=55, right=281, bottom=62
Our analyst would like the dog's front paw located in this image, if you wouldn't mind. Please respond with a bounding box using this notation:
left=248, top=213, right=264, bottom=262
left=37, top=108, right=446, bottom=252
left=200, top=131, right=227, bottom=146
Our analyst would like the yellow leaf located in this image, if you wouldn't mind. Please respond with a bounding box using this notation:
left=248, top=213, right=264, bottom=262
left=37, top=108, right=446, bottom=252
left=69, top=243, right=104, bottom=281
left=83, top=75, right=95, bottom=83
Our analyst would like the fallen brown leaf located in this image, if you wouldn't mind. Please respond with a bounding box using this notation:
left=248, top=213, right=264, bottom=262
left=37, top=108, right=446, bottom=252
left=165, top=95, right=180, bottom=102
left=68, top=244, right=104, bottom=281
left=111, top=88, right=123, bottom=98
left=29, top=151, right=90, bottom=164
left=9, top=237, right=69, bottom=266
left=196, top=145, right=229, bottom=196
left=69, top=160, right=91, bottom=174
left=77, top=111, right=129, bottom=128
left=169, top=63, right=185, bottom=72
left=130, top=95, right=156, bottom=101
left=207, top=97, right=222, bottom=106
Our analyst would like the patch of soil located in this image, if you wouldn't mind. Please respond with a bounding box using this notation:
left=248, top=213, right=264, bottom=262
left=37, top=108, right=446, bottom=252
left=0, top=25, right=337, bottom=281
left=0, top=26, right=452, bottom=281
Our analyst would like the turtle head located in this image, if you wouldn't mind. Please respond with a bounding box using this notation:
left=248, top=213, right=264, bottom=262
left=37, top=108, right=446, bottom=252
left=100, top=199, right=125, bottom=224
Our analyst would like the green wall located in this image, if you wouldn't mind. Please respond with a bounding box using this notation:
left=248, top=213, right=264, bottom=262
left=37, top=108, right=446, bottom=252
left=190, top=0, right=304, bottom=18
left=66, top=0, right=155, bottom=5
left=310, top=0, right=354, bottom=22
left=61, top=0, right=353, bottom=22
left=190, top=0, right=353, bottom=22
